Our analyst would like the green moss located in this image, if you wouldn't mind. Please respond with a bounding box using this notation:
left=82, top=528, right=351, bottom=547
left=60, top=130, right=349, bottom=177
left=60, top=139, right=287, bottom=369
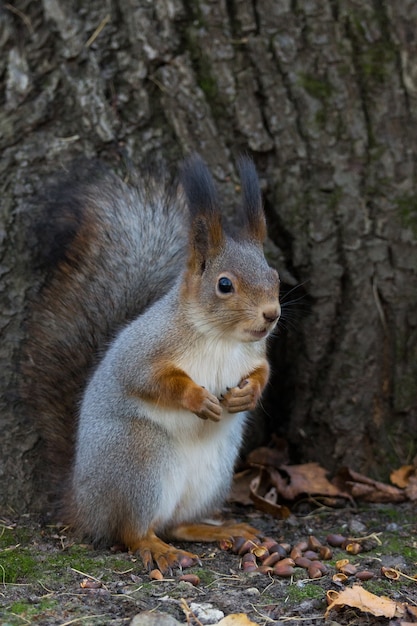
left=0, top=549, right=38, bottom=583
left=299, top=74, right=333, bottom=101
left=283, top=580, right=324, bottom=603
left=189, top=567, right=216, bottom=585
left=396, top=194, right=417, bottom=236
left=359, top=41, right=396, bottom=83
left=7, top=599, right=59, bottom=623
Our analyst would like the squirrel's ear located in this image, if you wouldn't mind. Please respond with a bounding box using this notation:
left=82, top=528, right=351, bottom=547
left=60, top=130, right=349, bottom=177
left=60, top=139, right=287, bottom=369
left=181, top=154, right=224, bottom=269
left=237, top=156, right=267, bottom=243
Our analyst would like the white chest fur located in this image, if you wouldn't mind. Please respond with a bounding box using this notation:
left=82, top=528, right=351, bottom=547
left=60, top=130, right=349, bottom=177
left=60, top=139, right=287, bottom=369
left=139, top=336, right=264, bottom=528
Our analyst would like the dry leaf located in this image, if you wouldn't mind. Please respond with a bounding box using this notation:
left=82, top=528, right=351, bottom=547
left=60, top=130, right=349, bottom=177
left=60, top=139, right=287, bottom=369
left=218, top=615, right=258, bottom=625
left=334, top=467, right=407, bottom=503
left=271, top=463, right=345, bottom=500
left=405, top=475, right=417, bottom=501
left=246, top=438, right=290, bottom=468
left=325, top=585, right=406, bottom=618
left=390, top=465, right=415, bottom=488
left=229, top=469, right=259, bottom=505
left=249, top=469, right=291, bottom=519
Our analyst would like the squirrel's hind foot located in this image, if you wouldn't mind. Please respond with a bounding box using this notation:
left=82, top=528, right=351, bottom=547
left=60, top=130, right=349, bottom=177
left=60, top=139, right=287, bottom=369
left=122, top=528, right=201, bottom=574
left=169, top=521, right=261, bottom=543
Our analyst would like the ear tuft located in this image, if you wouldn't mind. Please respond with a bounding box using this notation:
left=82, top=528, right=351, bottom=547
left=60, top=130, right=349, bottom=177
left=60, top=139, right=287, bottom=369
left=181, top=154, right=224, bottom=265
left=237, top=156, right=266, bottom=243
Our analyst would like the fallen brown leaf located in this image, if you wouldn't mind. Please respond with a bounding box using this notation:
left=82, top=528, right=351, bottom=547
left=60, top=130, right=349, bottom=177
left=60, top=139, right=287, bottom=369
left=325, top=585, right=406, bottom=618
left=333, top=467, right=407, bottom=503
left=390, top=464, right=416, bottom=488
left=271, top=463, right=346, bottom=501
left=229, top=469, right=259, bottom=505
left=249, top=469, right=291, bottom=519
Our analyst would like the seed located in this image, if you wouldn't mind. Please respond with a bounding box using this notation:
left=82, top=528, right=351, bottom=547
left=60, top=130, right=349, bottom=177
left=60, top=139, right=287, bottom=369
left=262, top=537, right=280, bottom=550
left=279, top=557, right=295, bottom=567
left=231, top=536, right=246, bottom=554
left=335, top=558, right=350, bottom=571
left=243, top=560, right=258, bottom=572
left=238, top=538, right=260, bottom=555
left=332, top=572, right=348, bottom=584
left=251, top=545, right=269, bottom=559
left=80, top=579, right=102, bottom=588
left=326, top=533, right=346, bottom=547
left=319, top=546, right=333, bottom=560
left=255, top=564, right=274, bottom=575
left=149, top=569, right=164, bottom=580
left=303, top=550, right=319, bottom=561
left=308, top=535, right=322, bottom=551
left=219, top=538, right=233, bottom=551
left=339, top=563, right=357, bottom=576
left=308, top=564, right=323, bottom=579
left=279, top=542, right=291, bottom=553
left=381, top=566, right=400, bottom=580
left=290, top=546, right=303, bottom=560
left=262, top=552, right=281, bottom=567
left=344, top=542, right=362, bottom=555
left=294, top=540, right=309, bottom=552
left=313, top=561, right=329, bottom=575
left=294, top=556, right=312, bottom=569
left=274, top=562, right=295, bottom=577
left=356, top=570, right=374, bottom=581
left=178, top=574, right=200, bottom=586
left=242, top=552, right=257, bottom=564
left=275, top=544, right=289, bottom=558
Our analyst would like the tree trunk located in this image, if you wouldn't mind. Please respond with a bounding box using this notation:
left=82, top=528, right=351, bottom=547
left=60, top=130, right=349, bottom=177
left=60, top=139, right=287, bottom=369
left=1, top=0, right=416, bottom=511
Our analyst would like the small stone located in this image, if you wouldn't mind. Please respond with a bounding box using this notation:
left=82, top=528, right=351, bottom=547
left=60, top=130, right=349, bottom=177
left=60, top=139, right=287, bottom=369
left=130, top=611, right=182, bottom=625
left=189, top=602, right=224, bottom=624
left=246, top=587, right=261, bottom=596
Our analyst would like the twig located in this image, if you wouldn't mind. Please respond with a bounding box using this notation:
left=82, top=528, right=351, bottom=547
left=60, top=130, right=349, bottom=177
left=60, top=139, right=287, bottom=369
left=85, top=14, right=110, bottom=47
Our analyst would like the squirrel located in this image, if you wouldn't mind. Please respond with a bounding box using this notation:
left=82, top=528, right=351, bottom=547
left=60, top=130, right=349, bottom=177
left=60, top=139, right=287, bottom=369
left=22, top=154, right=280, bottom=573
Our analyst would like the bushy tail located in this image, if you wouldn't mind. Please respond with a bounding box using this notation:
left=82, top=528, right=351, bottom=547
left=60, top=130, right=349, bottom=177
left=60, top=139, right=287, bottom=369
left=21, top=161, right=187, bottom=480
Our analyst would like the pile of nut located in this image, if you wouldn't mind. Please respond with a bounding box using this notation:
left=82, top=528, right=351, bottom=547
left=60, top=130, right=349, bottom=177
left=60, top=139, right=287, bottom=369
left=221, top=533, right=376, bottom=581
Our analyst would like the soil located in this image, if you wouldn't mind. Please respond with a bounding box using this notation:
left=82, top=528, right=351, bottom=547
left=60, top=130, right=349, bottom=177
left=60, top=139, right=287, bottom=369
left=1, top=502, right=416, bottom=625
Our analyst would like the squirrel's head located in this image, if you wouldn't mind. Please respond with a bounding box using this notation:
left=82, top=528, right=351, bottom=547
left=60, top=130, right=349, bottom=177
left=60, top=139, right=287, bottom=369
left=180, top=154, right=280, bottom=343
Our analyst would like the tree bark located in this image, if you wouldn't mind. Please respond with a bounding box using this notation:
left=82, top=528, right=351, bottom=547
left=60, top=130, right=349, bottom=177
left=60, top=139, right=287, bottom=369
left=1, top=0, right=416, bottom=510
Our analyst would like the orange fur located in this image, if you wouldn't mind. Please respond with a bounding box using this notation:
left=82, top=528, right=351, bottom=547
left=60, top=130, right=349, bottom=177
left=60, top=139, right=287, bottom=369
left=221, top=362, right=270, bottom=413
left=169, top=522, right=260, bottom=543
left=136, top=363, right=221, bottom=421
left=120, top=526, right=199, bottom=572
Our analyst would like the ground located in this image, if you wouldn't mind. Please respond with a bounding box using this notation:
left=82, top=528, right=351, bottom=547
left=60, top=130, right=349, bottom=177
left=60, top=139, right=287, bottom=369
left=1, top=503, right=416, bottom=625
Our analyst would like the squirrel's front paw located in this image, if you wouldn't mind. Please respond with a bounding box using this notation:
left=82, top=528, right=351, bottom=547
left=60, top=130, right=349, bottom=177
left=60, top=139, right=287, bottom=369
left=183, top=385, right=222, bottom=422
left=221, top=378, right=261, bottom=413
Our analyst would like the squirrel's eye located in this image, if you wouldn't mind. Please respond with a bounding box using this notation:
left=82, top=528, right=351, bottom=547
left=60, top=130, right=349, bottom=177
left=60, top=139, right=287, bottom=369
left=217, top=276, right=234, bottom=294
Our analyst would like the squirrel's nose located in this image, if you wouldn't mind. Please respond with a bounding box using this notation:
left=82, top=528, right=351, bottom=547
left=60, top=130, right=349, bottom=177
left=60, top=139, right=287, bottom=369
left=263, top=305, right=280, bottom=324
